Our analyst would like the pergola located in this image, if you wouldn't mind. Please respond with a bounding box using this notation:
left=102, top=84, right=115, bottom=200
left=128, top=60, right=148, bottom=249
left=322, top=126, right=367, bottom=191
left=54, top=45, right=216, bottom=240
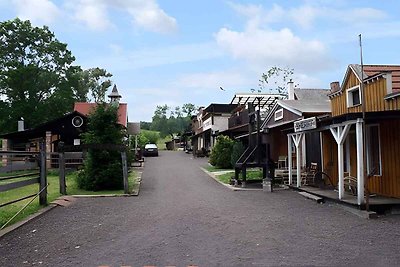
left=230, top=93, right=286, bottom=110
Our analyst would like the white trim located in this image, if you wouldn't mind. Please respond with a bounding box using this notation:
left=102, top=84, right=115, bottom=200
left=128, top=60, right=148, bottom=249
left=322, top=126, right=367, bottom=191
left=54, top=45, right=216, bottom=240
left=346, top=85, right=361, bottom=108
left=320, top=132, right=324, bottom=173
left=366, top=124, right=382, bottom=176
left=301, top=135, right=306, bottom=168
left=276, top=101, right=302, bottom=116
left=288, top=136, right=293, bottom=185
left=356, top=119, right=365, bottom=205
left=385, top=73, right=393, bottom=94
left=274, top=108, right=283, bottom=121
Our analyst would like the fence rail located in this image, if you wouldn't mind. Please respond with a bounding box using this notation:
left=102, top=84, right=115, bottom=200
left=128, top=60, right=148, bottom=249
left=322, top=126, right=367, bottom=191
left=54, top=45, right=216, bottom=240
left=0, top=147, right=47, bottom=208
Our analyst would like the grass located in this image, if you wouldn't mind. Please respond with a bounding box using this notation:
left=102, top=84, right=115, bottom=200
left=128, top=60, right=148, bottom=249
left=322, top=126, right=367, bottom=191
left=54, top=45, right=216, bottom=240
left=0, top=169, right=139, bottom=228
left=204, top=165, right=233, bottom=172
left=215, top=169, right=264, bottom=184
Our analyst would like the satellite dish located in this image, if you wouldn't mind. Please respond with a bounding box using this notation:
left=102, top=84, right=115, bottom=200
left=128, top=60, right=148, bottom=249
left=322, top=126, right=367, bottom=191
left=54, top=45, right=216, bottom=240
left=72, top=116, right=83, bottom=128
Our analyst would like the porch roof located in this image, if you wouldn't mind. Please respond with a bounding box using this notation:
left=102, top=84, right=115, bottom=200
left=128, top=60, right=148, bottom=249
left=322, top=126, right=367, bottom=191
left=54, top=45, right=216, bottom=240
left=277, top=99, right=331, bottom=114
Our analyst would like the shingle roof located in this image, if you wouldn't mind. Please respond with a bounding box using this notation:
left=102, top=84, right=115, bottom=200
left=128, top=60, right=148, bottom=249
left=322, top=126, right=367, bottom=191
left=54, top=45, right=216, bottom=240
left=277, top=99, right=331, bottom=114
left=350, top=64, right=400, bottom=92
left=294, top=88, right=330, bottom=101
left=74, top=102, right=128, bottom=127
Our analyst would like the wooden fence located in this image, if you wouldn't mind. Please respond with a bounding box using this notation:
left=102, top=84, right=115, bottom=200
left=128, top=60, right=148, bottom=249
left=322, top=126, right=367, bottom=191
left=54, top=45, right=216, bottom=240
left=0, top=148, right=47, bottom=208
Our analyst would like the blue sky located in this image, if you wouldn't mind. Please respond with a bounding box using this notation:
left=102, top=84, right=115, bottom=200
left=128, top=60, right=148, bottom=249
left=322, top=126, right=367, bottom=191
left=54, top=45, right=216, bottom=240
left=1, top=0, right=399, bottom=122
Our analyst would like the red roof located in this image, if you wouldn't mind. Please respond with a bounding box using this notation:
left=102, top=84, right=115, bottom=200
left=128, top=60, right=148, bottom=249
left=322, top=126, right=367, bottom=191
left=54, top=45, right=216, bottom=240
left=364, top=65, right=400, bottom=92
left=74, top=102, right=128, bottom=127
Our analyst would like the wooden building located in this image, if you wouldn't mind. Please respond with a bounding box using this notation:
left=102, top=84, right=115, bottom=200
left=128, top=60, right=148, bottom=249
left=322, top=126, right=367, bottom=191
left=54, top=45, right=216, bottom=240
left=322, top=64, right=400, bottom=203
left=261, top=85, right=330, bottom=186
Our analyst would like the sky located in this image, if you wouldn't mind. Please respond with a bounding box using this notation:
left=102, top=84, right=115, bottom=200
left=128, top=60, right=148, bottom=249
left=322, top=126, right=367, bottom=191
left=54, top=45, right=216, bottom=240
left=0, top=0, right=400, bottom=122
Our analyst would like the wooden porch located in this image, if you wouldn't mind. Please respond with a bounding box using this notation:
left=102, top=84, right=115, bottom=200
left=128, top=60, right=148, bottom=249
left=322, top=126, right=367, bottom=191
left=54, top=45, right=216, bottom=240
left=292, top=185, right=400, bottom=212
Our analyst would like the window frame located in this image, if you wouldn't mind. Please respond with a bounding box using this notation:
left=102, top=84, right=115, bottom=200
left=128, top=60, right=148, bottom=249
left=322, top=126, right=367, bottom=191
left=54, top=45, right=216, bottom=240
left=274, top=108, right=283, bottom=121
left=346, top=85, right=362, bottom=108
left=366, top=124, right=382, bottom=176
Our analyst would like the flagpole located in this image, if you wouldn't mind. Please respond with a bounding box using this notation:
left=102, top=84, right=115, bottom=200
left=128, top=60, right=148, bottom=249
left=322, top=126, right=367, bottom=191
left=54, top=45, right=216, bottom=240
left=359, top=34, right=369, bottom=211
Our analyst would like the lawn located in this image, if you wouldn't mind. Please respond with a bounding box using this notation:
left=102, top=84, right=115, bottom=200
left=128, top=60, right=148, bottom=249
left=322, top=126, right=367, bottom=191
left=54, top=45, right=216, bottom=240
left=215, top=169, right=264, bottom=184
left=0, top=169, right=138, bottom=228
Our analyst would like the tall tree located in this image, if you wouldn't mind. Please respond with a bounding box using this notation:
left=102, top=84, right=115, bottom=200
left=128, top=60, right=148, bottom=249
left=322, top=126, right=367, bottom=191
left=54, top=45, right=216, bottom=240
left=0, top=18, right=112, bottom=133
left=182, top=103, right=196, bottom=117
left=258, top=66, right=296, bottom=95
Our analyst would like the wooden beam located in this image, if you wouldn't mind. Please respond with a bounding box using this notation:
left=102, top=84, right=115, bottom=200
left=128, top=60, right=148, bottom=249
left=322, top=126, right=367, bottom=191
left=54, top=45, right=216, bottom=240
left=0, top=178, right=39, bottom=192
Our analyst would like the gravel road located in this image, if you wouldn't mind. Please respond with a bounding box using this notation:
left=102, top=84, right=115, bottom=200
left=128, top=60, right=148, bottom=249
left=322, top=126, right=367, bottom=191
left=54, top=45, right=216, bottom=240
left=1, top=151, right=400, bottom=267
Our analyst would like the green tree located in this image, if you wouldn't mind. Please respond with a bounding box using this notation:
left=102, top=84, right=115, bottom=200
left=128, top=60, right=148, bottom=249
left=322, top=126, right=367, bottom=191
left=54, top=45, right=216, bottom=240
left=82, top=67, right=113, bottom=103
left=77, top=103, right=124, bottom=190
left=0, top=19, right=76, bottom=131
left=182, top=103, right=196, bottom=117
left=209, top=135, right=235, bottom=169
left=258, top=66, right=296, bottom=95
left=0, top=18, right=112, bottom=133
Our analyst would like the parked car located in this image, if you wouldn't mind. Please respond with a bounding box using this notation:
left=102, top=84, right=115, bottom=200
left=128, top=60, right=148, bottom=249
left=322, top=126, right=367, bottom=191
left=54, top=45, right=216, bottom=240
left=143, top=143, right=159, bottom=157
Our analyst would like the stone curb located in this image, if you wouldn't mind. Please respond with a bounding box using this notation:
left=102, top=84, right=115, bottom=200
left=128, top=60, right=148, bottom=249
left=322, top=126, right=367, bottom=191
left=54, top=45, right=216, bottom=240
left=200, top=167, right=263, bottom=191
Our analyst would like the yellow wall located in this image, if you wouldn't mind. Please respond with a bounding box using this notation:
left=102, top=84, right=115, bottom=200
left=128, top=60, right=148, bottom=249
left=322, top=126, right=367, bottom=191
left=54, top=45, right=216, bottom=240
left=330, top=71, right=400, bottom=116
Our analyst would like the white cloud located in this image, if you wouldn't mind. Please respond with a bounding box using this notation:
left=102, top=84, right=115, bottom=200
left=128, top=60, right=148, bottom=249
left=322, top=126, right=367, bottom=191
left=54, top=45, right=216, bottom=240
left=67, top=0, right=177, bottom=33
left=215, top=26, right=332, bottom=72
left=79, top=42, right=223, bottom=71
left=123, top=1, right=177, bottom=34
left=71, top=0, right=112, bottom=31
left=12, top=0, right=61, bottom=25
left=175, top=70, right=251, bottom=90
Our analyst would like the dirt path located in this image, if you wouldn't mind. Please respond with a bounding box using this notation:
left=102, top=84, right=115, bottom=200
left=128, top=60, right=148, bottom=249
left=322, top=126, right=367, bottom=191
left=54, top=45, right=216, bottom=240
left=1, top=151, right=400, bottom=266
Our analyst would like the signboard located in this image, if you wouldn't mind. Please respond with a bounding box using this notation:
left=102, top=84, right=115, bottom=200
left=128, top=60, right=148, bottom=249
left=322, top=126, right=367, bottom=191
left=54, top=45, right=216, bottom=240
left=127, top=122, right=140, bottom=135
left=294, top=117, right=317, bottom=132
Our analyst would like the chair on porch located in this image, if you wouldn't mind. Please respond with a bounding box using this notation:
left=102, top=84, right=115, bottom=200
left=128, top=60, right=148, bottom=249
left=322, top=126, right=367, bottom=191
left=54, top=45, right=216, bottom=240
left=277, top=155, right=287, bottom=169
left=301, top=162, right=318, bottom=185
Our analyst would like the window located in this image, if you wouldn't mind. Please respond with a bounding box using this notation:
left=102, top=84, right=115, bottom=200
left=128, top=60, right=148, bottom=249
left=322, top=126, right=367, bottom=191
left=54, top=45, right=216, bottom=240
left=347, top=85, right=361, bottom=107
left=275, top=108, right=283, bottom=121
left=366, top=125, right=381, bottom=176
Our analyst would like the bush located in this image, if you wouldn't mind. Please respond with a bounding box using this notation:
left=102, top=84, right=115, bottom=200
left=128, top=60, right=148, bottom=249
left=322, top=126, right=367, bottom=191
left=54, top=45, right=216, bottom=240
left=231, top=141, right=245, bottom=167
left=77, top=103, right=124, bottom=191
left=209, top=135, right=235, bottom=169
left=137, top=130, right=160, bottom=148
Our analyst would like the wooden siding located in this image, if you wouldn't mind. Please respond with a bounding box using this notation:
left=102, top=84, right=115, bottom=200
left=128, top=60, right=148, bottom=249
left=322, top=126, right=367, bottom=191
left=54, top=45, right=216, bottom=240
left=265, top=105, right=301, bottom=128
left=331, top=70, right=400, bottom=116
left=322, top=131, right=338, bottom=186
left=322, top=121, right=400, bottom=198
left=376, top=120, right=400, bottom=198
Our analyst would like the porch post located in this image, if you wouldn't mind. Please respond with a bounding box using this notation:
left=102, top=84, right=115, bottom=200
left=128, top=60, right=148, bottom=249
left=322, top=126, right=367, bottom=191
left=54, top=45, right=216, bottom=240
left=330, top=124, right=351, bottom=200
left=288, top=134, right=292, bottom=185
left=2, top=139, right=9, bottom=167
left=356, top=119, right=365, bottom=205
left=45, top=131, right=52, bottom=169
left=291, top=133, right=304, bottom=187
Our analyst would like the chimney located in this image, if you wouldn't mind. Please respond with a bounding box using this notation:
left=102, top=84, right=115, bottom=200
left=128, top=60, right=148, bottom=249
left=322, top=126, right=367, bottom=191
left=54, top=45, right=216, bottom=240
left=18, top=117, right=24, bottom=132
left=288, top=79, right=295, bottom=100
left=330, top=81, right=340, bottom=93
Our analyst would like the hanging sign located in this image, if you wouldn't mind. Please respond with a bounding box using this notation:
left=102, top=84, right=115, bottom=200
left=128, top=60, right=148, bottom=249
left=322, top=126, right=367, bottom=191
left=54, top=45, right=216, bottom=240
left=294, top=117, right=316, bottom=132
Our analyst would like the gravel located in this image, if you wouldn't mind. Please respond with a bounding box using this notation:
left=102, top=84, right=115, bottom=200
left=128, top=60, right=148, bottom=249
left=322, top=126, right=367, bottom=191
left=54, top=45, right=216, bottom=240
left=1, top=151, right=400, bottom=267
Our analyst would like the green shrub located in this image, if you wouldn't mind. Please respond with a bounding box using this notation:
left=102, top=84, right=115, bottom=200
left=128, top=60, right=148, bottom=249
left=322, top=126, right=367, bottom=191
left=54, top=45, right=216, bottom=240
left=77, top=103, right=124, bottom=191
left=231, top=141, right=245, bottom=167
left=137, top=130, right=160, bottom=148
left=209, top=135, right=235, bottom=169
